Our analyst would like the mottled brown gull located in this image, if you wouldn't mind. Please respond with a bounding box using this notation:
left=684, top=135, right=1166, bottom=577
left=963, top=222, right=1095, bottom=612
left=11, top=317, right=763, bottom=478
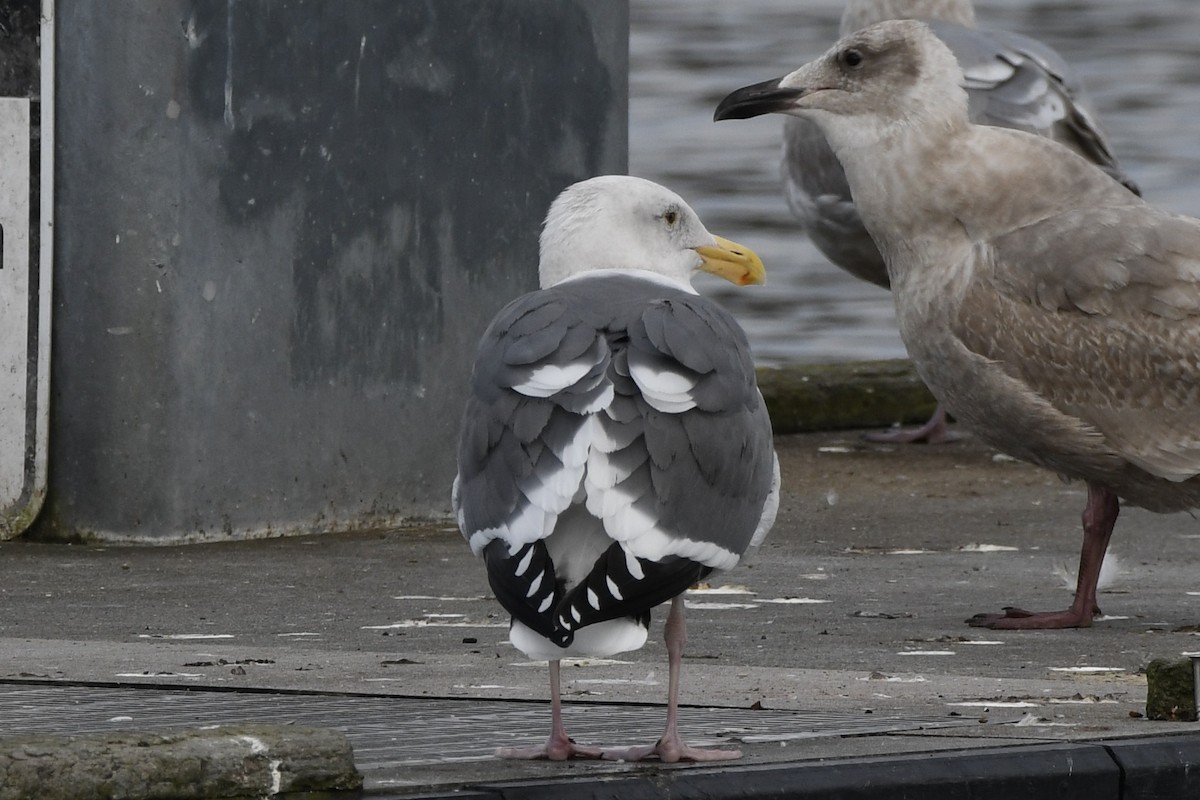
left=453, top=175, right=778, bottom=758
left=782, top=0, right=1139, bottom=444
left=715, top=20, right=1200, bottom=629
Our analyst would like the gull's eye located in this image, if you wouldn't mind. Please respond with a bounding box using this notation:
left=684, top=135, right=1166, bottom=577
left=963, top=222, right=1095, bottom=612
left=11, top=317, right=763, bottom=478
left=663, top=208, right=680, bottom=226
left=841, top=48, right=864, bottom=68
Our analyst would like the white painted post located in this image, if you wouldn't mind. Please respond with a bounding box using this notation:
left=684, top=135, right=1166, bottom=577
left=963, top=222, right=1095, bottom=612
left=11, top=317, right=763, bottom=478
left=0, top=98, right=32, bottom=528
left=0, top=0, right=53, bottom=539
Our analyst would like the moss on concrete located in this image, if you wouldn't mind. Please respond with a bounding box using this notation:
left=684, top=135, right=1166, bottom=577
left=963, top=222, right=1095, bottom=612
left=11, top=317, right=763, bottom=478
left=0, top=486, right=46, bottom=541
left=1146, top=658, right=1198, bottom=721
left=0, top=723, right=363, bottom=800
left=757, top=359, right=937, bottom=435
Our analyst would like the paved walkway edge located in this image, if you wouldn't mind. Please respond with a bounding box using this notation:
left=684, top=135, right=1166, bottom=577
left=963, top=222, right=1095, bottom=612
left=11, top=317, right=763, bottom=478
left=756, top=359, right=937, bottom=435
left=398, top=735, right=1200, bottom=800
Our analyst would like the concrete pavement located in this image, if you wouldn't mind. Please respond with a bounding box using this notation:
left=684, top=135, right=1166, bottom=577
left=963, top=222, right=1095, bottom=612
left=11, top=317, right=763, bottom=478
left=1, top=428, right=1198, bottom=797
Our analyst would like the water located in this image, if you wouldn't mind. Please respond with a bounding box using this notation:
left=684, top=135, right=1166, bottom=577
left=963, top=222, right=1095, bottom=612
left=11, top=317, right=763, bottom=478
left=629, top=0, right=1200, bottom=365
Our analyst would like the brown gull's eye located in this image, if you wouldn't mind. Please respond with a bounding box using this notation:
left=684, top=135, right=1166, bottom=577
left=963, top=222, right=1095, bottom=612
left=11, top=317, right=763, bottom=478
left=841, top=48, right=864, bottom=68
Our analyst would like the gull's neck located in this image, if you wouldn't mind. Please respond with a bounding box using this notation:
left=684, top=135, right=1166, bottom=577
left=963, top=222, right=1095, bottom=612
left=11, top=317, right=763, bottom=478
left=830, top=113, right=972, bottom=272
left=551, top=267, right=698, bottom=294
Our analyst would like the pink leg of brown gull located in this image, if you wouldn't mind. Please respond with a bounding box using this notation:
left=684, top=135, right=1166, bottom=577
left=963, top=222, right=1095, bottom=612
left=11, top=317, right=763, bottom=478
left=601, top=595, right=742, bottom=763
left=863, top=404, right=963, bottom=445
left=495, top=659, right=603, bottom=760
left=968, top=482, right=1119, bottom=630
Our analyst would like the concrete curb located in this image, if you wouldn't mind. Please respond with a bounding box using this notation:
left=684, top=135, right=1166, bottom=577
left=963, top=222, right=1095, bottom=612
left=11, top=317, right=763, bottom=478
left=0, top=723, right=362, bottom=800
left=393, top=735, right=1200, bottom=800
left=755, top=359, right=937, bottom=435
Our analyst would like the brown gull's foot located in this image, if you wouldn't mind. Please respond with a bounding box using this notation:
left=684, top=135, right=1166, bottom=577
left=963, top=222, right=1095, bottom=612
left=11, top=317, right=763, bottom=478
left=496, top=733, right=604, bottom=761
left=602, top=734, right=742, bottom=763
left=862, top=406, right=962, bottom=445
left=966, top=605, right=1098, bottom=630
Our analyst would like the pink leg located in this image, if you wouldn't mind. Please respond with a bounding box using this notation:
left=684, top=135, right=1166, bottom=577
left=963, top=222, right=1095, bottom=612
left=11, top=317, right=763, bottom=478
left=968, top=482, right=1119, bottom=630
left=863, top=405, right=963, bottom=445
left=496, top=660, right=604, bottom=760
left=603, top=597, right=741, bottom=762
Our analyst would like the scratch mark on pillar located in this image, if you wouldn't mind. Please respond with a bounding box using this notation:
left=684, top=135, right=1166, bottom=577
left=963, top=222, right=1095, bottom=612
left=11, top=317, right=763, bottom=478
left=354, top=35, right=367, bottom=109
left=224, top=0, right=235, bottom=129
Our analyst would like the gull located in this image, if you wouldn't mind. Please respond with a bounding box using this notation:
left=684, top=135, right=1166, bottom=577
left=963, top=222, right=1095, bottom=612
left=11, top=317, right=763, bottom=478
left=453, top=175, right=779, bottom=758
left=715, top=20, right=1199, bottom=629
left=782, top=0, right=1138, bottom=444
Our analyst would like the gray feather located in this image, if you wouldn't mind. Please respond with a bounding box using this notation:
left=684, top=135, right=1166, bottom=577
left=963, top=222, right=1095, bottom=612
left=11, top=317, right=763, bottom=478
left=454, top=273, right=776, bottom=645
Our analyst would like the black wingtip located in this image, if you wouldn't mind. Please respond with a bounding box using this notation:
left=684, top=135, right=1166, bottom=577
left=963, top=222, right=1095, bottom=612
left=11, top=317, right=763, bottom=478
left=713, top=78, right=806, bottom=122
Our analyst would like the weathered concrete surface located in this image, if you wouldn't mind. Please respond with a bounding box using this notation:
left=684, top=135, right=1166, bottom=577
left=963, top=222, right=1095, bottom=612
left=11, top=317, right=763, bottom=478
left=0, top=429, right=1197, bottom=796
left=0, top=723, right=361, bottom=800
left=39, top=0, right=628, bottom=543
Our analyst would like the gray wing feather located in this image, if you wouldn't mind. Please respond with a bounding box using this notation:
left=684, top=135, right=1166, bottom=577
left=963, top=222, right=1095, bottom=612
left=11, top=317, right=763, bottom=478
left=931, top=22, right=1139, bottom=194
left=455, top=292, right=603, bottom=537
left=956, top=207, right=1200, bottom=481
left=628, top=297, right=775, bottom=549
left=987, top=206, right=1200, bottom=320
left=454, top=276, right=776, bottom=645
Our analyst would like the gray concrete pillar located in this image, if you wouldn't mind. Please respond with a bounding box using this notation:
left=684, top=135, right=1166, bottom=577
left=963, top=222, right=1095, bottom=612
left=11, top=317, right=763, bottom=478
left=35, top=0, right=629, bottom=541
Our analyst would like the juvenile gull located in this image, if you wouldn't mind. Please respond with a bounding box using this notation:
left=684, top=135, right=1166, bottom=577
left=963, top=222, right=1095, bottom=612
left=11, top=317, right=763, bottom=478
left=714, top=20, right=1200, bottom=629
left=453, top=175, right=779, bottom=758
left=782, top=0, right=1139, bottom=444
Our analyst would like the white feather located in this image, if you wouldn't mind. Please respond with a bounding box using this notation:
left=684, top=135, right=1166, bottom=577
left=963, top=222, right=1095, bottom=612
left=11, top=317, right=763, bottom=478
left=583, top=449, right=625, bottom=491
left=513, top=361, right=594, bottom=398
left=498, top=502, right=557, bottom=548
left=623, top=546, right=645, bottom=580
left=604, top=501, right=659, bottom=542
left=521, top=470, right=578, bottom=516
left=509, top=617, right=648, bottom=661
left=629, top=360, right=696, bottom=395
left=544, top=465, right=585, bottom=503
left=628, top=360, right=698, bottom=414
left=585, top=479, right=645, bottom=521
left=515, top=546, right=535, bottom=577
left=592, top=415, right=641, bottom=452
left=626, top=527, right=740, bottom=570
left=468, top=527, right=500, bottom=557
left=751, top=453, right=782, bottom=549
left=557, top=416, right=596, bottom=469
left=576, top=382, right=616, bottom=415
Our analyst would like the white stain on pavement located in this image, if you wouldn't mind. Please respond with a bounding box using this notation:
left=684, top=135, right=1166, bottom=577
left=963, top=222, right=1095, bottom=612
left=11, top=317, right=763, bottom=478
left=511, top=658, right=633, bottom=668
left=137, top=634, right=235, bottom=640
left=361, top=620, right=506, bottom=629
left=758, top=598, right=830, bottom=604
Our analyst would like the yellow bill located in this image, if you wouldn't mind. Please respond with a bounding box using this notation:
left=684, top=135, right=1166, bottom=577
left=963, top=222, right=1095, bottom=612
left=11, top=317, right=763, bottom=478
left=694, top=236, right=766, bottom=286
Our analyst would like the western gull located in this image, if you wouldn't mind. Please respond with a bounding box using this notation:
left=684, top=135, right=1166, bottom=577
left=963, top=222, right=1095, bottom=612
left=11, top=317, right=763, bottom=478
left=713, top=20, right=1200, bottom=629
left=453, top=175, right=779, bottom=759
left=780, top=0, right=1139, bottom=444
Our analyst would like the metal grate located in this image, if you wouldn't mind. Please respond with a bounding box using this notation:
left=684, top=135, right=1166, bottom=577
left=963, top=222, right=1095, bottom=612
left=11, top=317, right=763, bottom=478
left=0, top=683, right=976, bottom=769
